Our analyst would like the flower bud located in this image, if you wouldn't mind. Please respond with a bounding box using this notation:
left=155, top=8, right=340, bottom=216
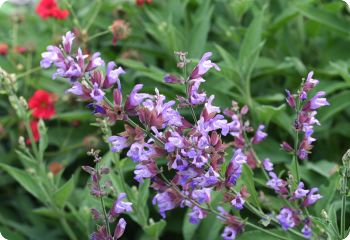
left=342, top=149, right=350, bottom=170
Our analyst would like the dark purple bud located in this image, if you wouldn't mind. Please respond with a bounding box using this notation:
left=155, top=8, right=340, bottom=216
left=164, top=74, right=184, bottom=84
left=285, top=90, right=296, bottom=108
left=90, top=208, right=101, bottom=220
left=82, top=166, right=95, bottom=175
left=281, top=141, right=293, bottom=152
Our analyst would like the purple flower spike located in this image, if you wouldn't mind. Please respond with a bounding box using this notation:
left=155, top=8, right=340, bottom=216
left=262, top=158, right=273, bottom=171
left=114, top=218, right=127, bottom=239
left=302, top=188, right=322, bottom=207
left=152, top=191, right=179, bottom=218
left=190, top=52, right=221, bottom=79
left=221, top=226, right=237, bottom=240
left=303, top=91, right=330, bottom=111
left=231, top=193, right=245, bottom=210
left=252, top=125, right=268, bottom=144
left=90, top=82, right=105, bottom=102
left=109, top=193, right=133, bottom=220
left=62, top=31, right=75, bottom=54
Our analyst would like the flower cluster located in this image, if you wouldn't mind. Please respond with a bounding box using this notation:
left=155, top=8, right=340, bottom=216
left=83, top=149, right=132, bottom=240
left=40, top=32, right=326, bottom=239
left=36, top=0, right=69, bottom=20
left=263, top=158, right=322, bottom=238
left=283, top=71, right=329, bottom=160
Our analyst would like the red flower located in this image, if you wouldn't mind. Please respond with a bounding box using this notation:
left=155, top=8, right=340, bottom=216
left=136, top=0, right=152, bottom=6
left=36, top=0, right=69, bottom=20
left=26, top=120, right=40, bottom=144
left=49, top=162, right=64, bottom=175
left=13, top=45, right=27, bottom=54
left=0, top=43, right=8, bottom=55
left=28, top=90, right=56, bottom=119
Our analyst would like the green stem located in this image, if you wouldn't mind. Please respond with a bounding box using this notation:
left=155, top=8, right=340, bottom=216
left=246, top=222, right=289, bottom=240
left=16, top=66, right=42, bottom=79
left=96, top=162, right=111, bottom=235
left=84, top=0, right=102, bottom=31
left=60, top=217, right=78, bottom=240
left=24, top=117, right=40, bottom=160
left=341, top=168, right=348, bottom=239
left=87, top=30, right=110, bottom=42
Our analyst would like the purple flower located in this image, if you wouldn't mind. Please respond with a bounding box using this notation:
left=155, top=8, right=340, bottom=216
left=189, top=206, right=207, bottom=224
left=302, top=223, right=312, bottom=239
left=108, top=135, right=129, bottom=152
left=221, top=226, right=237, bottom=240
left=114, top=218, right=127, bottom=239
left=189, top=78, right=207, bottom=105
left=302, top=188, right=322, bottom=207
left=90, top=82, right=105, bottom=102
left=127, top=142, right=155, bottom=162
left=40, top=45, right=62, bottom=68
left=262, top=158, right=273, bottom=171
left=134, top=163, right=157, bottom=182
left=292, top=182, right=310, bottom=199
left=266, top=172, right=288, bottom=194
left=104, top=62, right=126, bottom=89
left=66, top=82, right=84, bottom=96
left=252, top=125, right=267, bottom=144
left=232, top=149, right=247, bottom=164
left=86, top=52, right=105, bottom=72
left=191, top=188, right=211, bottom=204
left=226, top=149, right=246, bottom=185
left=165, top=131, right=184, bottom=152
left=152, top=191, right=179, bottom=218
left=190, top=52, right=221, bottom=79
left=109, top=192, right=133, bottom=220
left=231, top=193, right=245, bottom=210
left=62, top=31, right=75, bottom=54
left=125, top=84, right=151, bottom=113
left=204, top=95, right=220, bottom=115
left=277, top=207, right=297, bottom=230
left=303, top=91, right=329, bottom=110
left=171, top=154, right=188, bottom=171
left=303, top=71, right=319, bottom=92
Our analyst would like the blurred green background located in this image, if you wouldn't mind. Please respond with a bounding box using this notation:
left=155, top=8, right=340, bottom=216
left=0, top=0, right=349, bottom=239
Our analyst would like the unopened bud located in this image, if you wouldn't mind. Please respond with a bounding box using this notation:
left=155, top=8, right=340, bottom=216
left=18, top=136, right=25, bottom=148
left=342, top=149, right=350, bottom=169
left=19, top=96, right=28, bottom=109
left=321, top=209, right=328, bottom=220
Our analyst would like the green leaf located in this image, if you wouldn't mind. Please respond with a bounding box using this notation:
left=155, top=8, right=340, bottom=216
left=238, top=6, right=266, bottom=81
left=53, top=110, right=94, bottom=121
left=182, top=208, right=198, bottom=240
left=38, top=119, right=48, bottom=160
left=297, top=4, right=349, bottom=34
left=0, top=164, right=46, bottom=201
left=143, top=220, right=166, bottom=238
left=318, top=91, right=350, bottom=122
left=53, top=177, right=75, bottom=208
left=241, top=164, right=260, bottom=208
left=237, top=229, right=302, bottom=240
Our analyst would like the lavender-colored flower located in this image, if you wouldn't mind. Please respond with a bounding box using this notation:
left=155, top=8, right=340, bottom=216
left=262, top=158, right=273, bottom=171
left=86, top=52, right=105, bottom=72
left=221, top=226, right=237, bottom=240
left=125, top=84, right=151, bottom=112
left=304, top=91, right=330, bottom=110
left=301, top=223, right=312, bottom=238
left=277, top=207, right=297, bottom=230
left=134, top=163, right=157, bottom=182
left=226, top=150, right=246, bottom=185
left=191, top=188, right=211, bottom=204
left=152, top=191, right=179, bottom=218
left=127, top=142, right=155, bottom=162
left=252, top=125, right=267, bottom=144
left=66, top=81, right=84, bottom=96
left=204, top=95, right=220, bottom=115
left=62, top=31, right=75, bottom=54
left=292, top=182, right=309, bottom=199
left=171, top=154, right=188, bottom=171
left=104, top=62, right=126, bottom=89
left=231, top=193, right=245, bottom=210
left=165, top=131, right=184, bottom=152
left=189, top=78, right=206, bottom=105
left=302, top=188, right=322, bottom=207
left=90, top=82, right=105, bottom=102
left=232, top=149, right=247, bottom=164
left=303, top=71, right=319, bottom=92
left=40, top=45, right=62, bottom=68
left=108, top=135, right=129, bottom=152
left=114, top=218, right=127, bottom=239
left=189, top=206, right=207, bottom=224
left=190, top=52, right=221, bottom=79
left=109, top=192, right=133, bottom=220
left=91, top=226, right=110, bottom=240
left=266, top=172, right=287, bottom=194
